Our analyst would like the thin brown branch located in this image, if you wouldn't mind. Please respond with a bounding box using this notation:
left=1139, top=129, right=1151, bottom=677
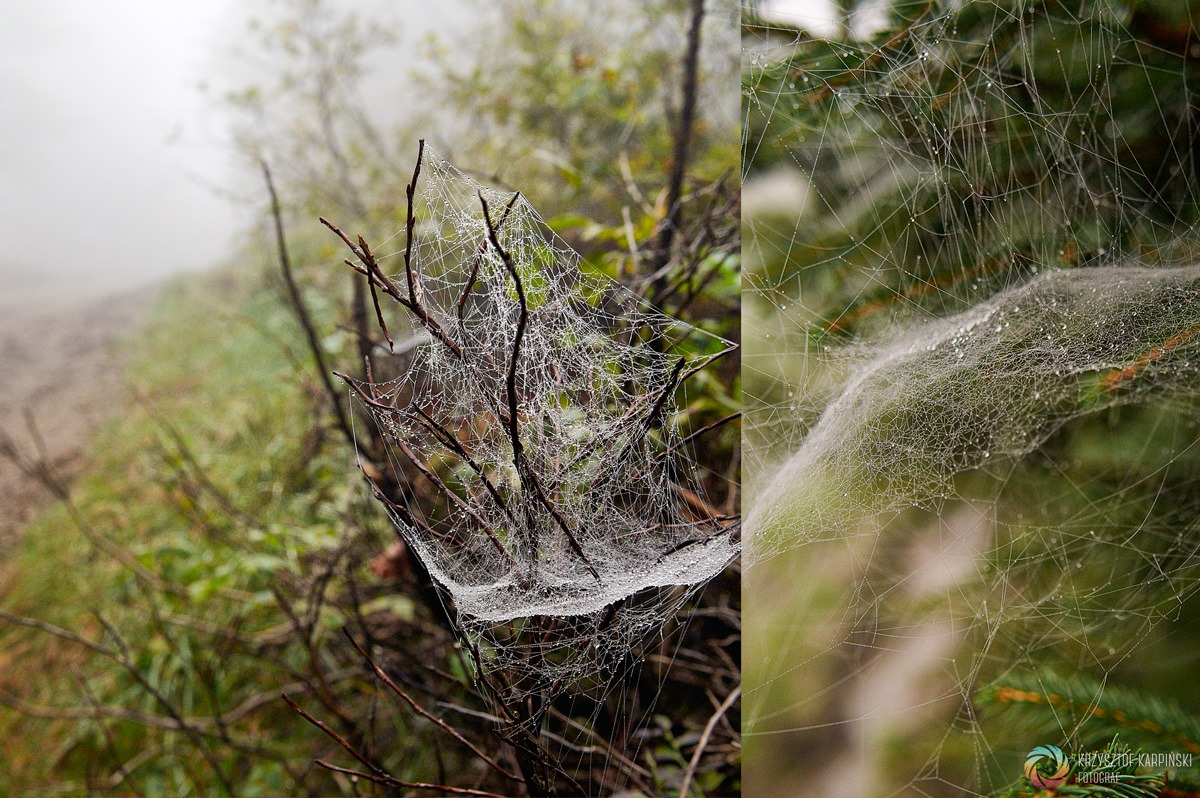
left=0, top=610, right=116, bottom=657
left=403, top=407, right=515, bottom=522
left=72, top=669, right=146, bottom=798
left=458, top=191, right=522, bottom=325
left=342, top=629, right=523, bottom=783
left=94, top=612, right=234, bottom=793
left=547, top=706, right=654, bottom=785
left=480, top=192, right=603, bottom=580
left=404, top=139, right=427, bottom=307
left=282, top=692, right=386, bottom=777
left=313, top=760, right=507, bottom=797
left=320, top=218, right=465, bottom=359
left=680, top=342, right=738, bottom=384
left=480, top=190, right=551, bottom=581
left=587, top=356, right=687, bottom=492
left=332, top=370, right=409, bottom=418
left=640, top=357, right=686, bottom=437
left=107, top=746, right=160, bottom=792
left=261, top=159, right=355, bottom=449
left=21, top=408, right=49, bottom=465
left=367, top=270, right=393, bottom=351
left=522, top=465, right=600, bottom=582
left=679, top=684, right=740, bottom=798
left=671, top=483, right=735, bottom=524
left=0, top=687, right=290, bottom=761
left=362, top=417, right=519, bottom=571
left=657, top=412, right=741, bottom=460
left=648, top=0, right=705, bottom=301
left=479, top=191, right=527, bottom=466
left=1103, top=320, right=1200, bottom=391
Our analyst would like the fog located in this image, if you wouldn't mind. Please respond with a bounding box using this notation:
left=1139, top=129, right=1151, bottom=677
left=0, top=2, right=235, bottom=312
left=0, top=1, right=467, bottom=315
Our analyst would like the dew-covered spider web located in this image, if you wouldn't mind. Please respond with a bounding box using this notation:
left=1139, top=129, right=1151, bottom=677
left=744, top=1, right=1200, bottom=795
left=344, top=147, right=739, bottom=688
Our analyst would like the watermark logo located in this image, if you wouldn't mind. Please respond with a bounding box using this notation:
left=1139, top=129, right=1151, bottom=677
left=1026, top=744, right=1070, bottom=789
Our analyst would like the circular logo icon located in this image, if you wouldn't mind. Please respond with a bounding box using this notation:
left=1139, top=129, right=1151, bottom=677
left=1026, top=744, right=1070, bottom=789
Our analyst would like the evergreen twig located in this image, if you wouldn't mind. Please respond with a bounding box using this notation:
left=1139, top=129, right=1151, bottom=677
left=979, top=670, right=1200, bottom=756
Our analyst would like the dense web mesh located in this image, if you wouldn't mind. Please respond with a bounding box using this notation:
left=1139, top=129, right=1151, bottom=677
left=744, top=1, right=1200, bottom=795
left=349, top=149, right=738, bottom=681
left=747, top=264, right=1200, bottom=561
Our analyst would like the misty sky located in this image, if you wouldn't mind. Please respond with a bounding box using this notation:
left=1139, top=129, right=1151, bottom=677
left=0, top=1, right=467, bottom=313
left=0, top=2, right=240, bottom=310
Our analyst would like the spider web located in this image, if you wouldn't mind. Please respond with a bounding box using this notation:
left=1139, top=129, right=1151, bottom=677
left=348, top=148, right=739, bottom=688
left=743, top=1, right=1200, bottom=795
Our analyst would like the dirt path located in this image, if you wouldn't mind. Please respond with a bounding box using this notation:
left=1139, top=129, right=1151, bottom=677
left=0, top=288, right=155, bottom=555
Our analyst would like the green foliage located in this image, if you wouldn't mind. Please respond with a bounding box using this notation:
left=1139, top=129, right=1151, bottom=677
left=979, top=669, right=1200, bottom=762
left=0, top=261, right=458, bottom=795
left=745, top=0, right=1200, bottom=343
left=421, top=0, right=740, bottom=223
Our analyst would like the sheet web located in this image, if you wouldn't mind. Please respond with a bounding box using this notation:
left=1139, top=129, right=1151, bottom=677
left=348, top=148, right=738, bottom=689
left=744, top=1, right=1200, bottom=795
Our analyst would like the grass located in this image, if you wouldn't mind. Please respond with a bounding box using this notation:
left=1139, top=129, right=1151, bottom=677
left=0, top=255, right=435, bottom=795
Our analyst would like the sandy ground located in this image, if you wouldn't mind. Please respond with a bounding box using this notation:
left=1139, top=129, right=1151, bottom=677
left=0, top=288, right=154, bottom=555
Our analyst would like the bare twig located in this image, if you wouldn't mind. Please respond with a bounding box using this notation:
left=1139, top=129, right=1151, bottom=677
left=283, top=692, right=389, bottom=775
left=322, top=141, right=467, bottom=365
left=657, top=412, right=742, bottom=460
left=648, top=0, right=706, bottom=301
left=366, top=266, right=392, bottom=351
left=0, top=610, right=115, bottom=657
left=679, top=684, right=741, bottom=798
left=547, top=706, right=654, bottom=785
left=0, top=686, right=293, bottom=761
left=334, top=380, right=518, bottom=569
left=0, top=429, right=186, bottom=598
left=640, top=357, right=686, bottom=438
left=458, top=191, right=522, bottom=326
left=288, top=690, right=507, bottom=797
left=480, top=193, right=600, bottom=582
left=313, top=760, right=507, bottom=797
left=405, top=407, right=514, bottom=522
left=94, top=612, right=235, bottom=793
left=73, top=668, right=146, bottom=798
left=21, top=408, right=49, bottom=465
left=404, top=139, right=427, bottom=307
left=261, top=160, right=355, bottom=449
left=478, top=192, right=528, bottom=468
left=342, top=629, right=523, bottom=783
left=319, top=231, right=464, bottom=361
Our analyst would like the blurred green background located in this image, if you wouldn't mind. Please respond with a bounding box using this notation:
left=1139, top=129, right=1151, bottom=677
left=743, top=1, right=1200, bottom=795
